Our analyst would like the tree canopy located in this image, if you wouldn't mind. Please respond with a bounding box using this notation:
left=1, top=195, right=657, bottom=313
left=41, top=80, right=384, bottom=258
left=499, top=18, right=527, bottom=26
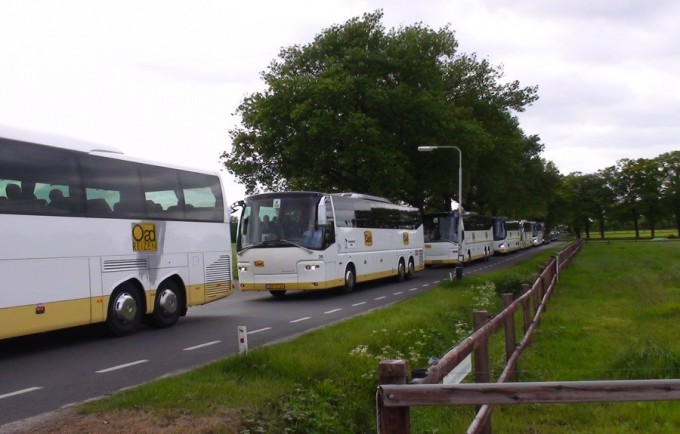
left=222, top=10, right=545, bottom=216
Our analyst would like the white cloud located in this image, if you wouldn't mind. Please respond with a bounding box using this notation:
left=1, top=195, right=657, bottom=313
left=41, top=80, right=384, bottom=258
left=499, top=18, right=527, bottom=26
left=1, top=0, right=678, bottom=200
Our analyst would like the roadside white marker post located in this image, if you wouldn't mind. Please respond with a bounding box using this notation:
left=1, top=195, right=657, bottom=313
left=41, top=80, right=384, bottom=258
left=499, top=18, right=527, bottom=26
left=238, top=326, right=248, bottom=354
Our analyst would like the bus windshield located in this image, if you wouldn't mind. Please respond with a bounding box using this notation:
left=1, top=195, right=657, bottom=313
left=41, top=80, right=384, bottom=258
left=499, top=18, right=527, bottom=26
left=239, top=193, right=325, bottom=250
left=423, top=213, right=459, bottom=243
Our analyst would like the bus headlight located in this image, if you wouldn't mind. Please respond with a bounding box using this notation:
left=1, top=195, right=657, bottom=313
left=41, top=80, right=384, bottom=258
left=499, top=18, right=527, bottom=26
left=305, top=264, right=320, bottom=270
left=238, top=265, right=249, bottom=272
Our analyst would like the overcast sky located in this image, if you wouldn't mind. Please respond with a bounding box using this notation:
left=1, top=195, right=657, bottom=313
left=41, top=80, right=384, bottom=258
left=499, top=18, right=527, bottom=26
left=1, top=0, right=678, bottom=202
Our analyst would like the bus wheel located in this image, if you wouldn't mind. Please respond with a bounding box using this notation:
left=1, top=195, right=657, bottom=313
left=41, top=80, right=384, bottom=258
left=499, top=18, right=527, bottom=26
left=149, top=280, right=182, bottom=328
left=396, top=259, right=406, bottom=282
left=341, top=265, right=355, bottom=294
left=269, top=290, right=286, bottom=297
left=106, top=283, right=143, bottom=337
left=406, top=259, right=415, bottom=279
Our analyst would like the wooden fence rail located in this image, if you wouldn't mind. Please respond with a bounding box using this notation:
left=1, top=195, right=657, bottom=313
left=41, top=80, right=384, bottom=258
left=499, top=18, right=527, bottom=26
left=375, top=239, right=658, bottom=434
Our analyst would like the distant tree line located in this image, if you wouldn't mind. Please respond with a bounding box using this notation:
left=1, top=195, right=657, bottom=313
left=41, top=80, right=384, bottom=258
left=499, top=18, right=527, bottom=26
left=555, top=152, right=680, bottom=238
left=221, top=10, right=679, bottom=238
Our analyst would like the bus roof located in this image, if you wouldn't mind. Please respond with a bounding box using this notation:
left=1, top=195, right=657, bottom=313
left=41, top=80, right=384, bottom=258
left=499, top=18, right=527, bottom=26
left=1, top=124, right=123, bottom=154
left=0, top=124, right=219, bottom=176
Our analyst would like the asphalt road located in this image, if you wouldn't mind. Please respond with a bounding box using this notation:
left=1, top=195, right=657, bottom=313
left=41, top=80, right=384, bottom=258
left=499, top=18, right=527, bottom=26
left=0, top=243, right=558, bottom=430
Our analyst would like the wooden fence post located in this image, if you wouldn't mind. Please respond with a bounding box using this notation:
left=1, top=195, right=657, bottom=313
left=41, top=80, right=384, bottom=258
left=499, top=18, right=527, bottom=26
left=473, top=310, right=492, bottom=434
left=473, top=310, right=491, bottom=384
left=540, top=270, right=549, bottom=312
left=377, top=360, right=410, bottom=434
left=521, top=283, right=531, bottom=334
left=502, top=293, right=517, bottom=382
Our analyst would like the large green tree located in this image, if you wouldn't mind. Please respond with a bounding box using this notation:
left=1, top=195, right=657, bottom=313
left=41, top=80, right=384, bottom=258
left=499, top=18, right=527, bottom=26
left=222, top=10, right=540, bottom=214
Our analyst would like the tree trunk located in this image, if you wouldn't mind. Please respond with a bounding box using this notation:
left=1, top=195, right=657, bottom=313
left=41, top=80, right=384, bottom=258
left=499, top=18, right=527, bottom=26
left=632, top=209, right=640, bottom=239
left=598, top=208, right=605, bottom=239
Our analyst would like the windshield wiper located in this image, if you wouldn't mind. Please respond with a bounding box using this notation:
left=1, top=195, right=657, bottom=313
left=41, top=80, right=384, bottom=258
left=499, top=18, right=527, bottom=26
left=277, top=239, right=314, bottom=254
left=238, top=239, right=314, bottom=254
left=237, top=242, right=267, bottom=254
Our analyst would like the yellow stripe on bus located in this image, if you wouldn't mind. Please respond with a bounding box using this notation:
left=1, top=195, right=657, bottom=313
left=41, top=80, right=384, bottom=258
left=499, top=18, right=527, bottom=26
left=0, top=298, right=94, bottom=340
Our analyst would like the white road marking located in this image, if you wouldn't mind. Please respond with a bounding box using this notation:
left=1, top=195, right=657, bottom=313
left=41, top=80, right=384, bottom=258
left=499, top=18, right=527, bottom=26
left=184, top=340, right=221, bottom=351
left=352, top=302, right=367, bottom=307
left=324, top=308, right=342, bottom=314
left=374, top=296, right=387, bottom=300
left=96, top=360, right=149, bottom=373
left=0, top=387, right=42, bottom=400
left=290, top=317, right=310, bottom=323
left=393, top=291, right=403, bottom=295
left=247, top=327, right=272, bottom=335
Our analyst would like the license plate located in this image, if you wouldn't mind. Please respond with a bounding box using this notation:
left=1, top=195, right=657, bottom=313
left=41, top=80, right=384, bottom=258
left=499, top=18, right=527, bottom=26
left=266, top=284, right=286, bottom=290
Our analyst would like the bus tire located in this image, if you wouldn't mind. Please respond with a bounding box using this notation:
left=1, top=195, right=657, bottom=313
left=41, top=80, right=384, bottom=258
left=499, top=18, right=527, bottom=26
left=149, top=280, right=183, bottom=329
left=269, top=290, right=286, bottom=297
left=105, top=282, right=143, bottom=337
left=396, top=259, right=406, bottom=282
left=406, top=258, right=415, bottom=279
left=341, top=265, right=355, bottom=294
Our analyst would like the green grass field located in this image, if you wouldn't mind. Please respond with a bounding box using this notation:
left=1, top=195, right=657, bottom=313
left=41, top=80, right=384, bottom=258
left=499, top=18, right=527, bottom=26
left=590, top=228, right=678, bottom=239
left=41, top=241, right=680, bottom=433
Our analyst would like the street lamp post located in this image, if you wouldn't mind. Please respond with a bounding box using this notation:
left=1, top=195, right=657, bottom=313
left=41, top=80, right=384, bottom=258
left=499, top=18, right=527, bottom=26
left=418, top=145, right=464, bottom=278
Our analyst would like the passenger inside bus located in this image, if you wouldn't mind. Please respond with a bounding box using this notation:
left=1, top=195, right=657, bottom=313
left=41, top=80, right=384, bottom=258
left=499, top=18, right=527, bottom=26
left=48, top=189, right=70, bottom=213
left=302, top=221, right=322, bottom=248
left=261, top=215, right=279, bottom=241
left=5, top=183, right=21, bottom=200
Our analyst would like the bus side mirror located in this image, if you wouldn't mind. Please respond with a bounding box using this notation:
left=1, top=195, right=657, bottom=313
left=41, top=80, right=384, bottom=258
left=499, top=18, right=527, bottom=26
left=317, top=200, right=327, bottom=226
left=230, top=200, right=244, bottom=214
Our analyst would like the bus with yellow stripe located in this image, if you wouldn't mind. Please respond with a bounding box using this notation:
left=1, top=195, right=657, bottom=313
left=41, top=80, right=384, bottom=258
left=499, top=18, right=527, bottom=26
left=423, top=211, right=494, bottom=265
left=234, top=192, right=424, bottom=296
left=0, top=126, right=233, bottom=340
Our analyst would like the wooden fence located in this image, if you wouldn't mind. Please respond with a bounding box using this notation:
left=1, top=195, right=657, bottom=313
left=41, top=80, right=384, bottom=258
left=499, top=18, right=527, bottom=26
left=374, top=239, right=677, bottom=433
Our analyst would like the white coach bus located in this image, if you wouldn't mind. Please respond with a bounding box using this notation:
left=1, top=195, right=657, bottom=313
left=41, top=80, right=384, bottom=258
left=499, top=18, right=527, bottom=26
left=235, top=192, right=424, bottom=296
left=492, top=217, right=522, bottom=254
left=533, top=222, right=546, bottom=246
left=0, top=126, right=233, bottom=340
left=520, top=220, right=536, bottom=249
left=423, top=211, right=494, bottom=265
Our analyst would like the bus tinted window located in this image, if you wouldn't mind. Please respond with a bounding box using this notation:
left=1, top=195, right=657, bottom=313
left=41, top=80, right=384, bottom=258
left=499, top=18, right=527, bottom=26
left=0, top=137, right=223, bottom=222
left=0, top=139, right=81, bottom=215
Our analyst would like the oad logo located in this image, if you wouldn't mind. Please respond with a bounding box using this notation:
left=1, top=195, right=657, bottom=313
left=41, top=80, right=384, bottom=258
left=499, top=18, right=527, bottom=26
left=132, top=223, right=157, bottom=252
left=364, top=230, right=373, bottom=247
left=402, top=232, right=409, bottom=245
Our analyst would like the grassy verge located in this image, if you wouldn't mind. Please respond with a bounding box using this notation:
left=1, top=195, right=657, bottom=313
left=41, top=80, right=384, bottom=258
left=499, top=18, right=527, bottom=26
left=488, top=241, right=680, bottom=433
left=26, top=242, right=680, bottom=433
